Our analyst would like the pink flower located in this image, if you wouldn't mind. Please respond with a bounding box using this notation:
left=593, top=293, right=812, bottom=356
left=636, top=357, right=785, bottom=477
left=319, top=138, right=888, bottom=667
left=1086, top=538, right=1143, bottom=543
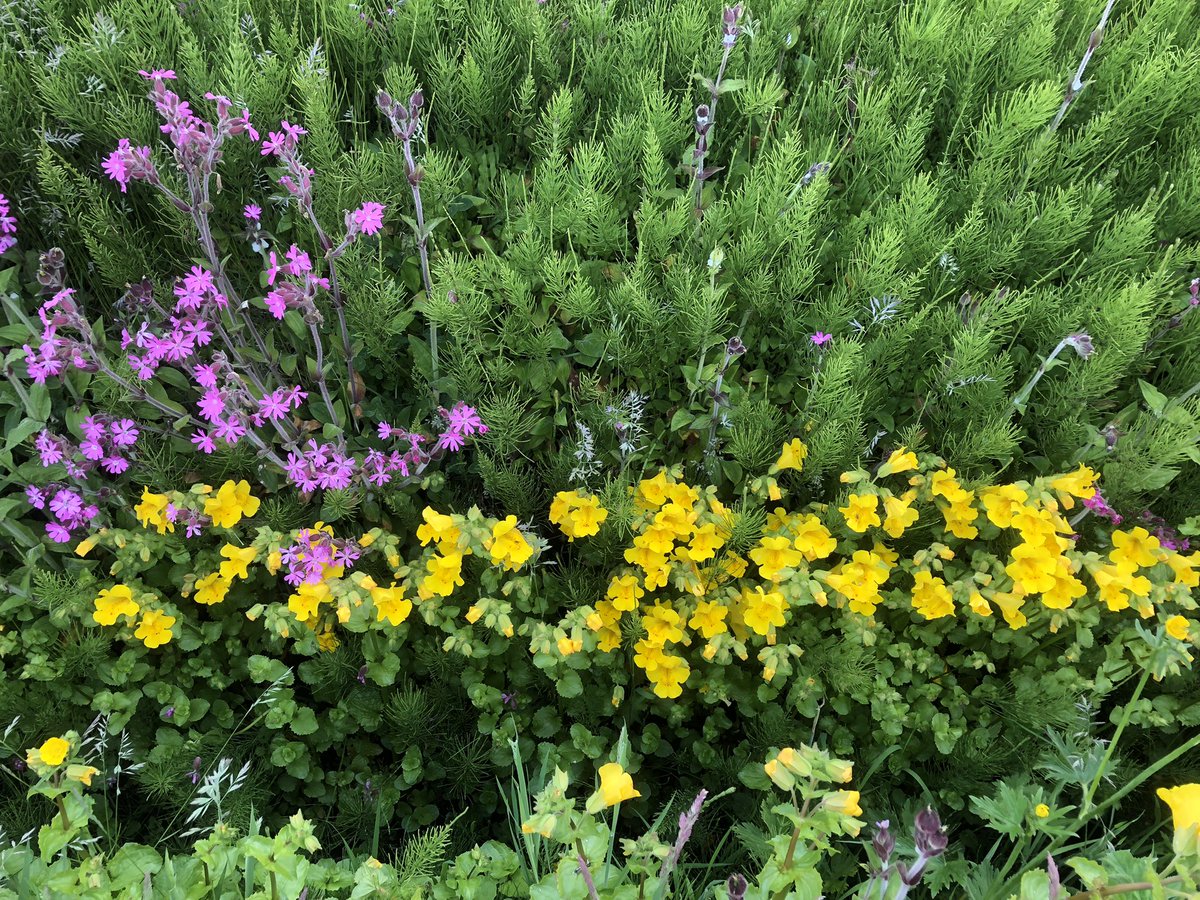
left=264, top=288, right=288, bottom=318
left=25, top=486, right=46, bottom=509
left=138, top=69, right=177, bottom=80
left=213, top=416, right=247, bottom=444
left=46, top=523, right=72, bottom=543
left=197, top=388, right=225, bottom=422
left=810, top=331, right=833, bottom=346
left=193, top=363, right=219, bottom=389
left=244, top=203, right=261, bottom=221
left=102, top=141, right=132, bottom=192
left=102, top=456, right=130, bottom=474
left=191, top=430, right=216, bottom=454
left=353, top=202, right=386, bottom=236
left=0, top=193, right=16, bottom=254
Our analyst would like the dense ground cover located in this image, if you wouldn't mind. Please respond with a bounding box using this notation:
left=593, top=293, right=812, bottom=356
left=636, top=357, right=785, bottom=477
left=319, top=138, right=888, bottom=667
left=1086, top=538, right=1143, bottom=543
left=0, top=0, right=1199, bottom=896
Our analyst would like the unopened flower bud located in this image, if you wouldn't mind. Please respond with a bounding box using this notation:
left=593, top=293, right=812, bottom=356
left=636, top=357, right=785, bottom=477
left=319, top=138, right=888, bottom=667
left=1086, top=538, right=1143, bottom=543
left=913, top=807, right=948, bottom=857
left=410, top=89, right=424, bottom=110
left=726, top=336, right=746, bottom=356
left=872, top=819, right=895, bottom=864
left=1065, top=332, right=1094, bottom=359
left=376, top=91, right=393, bottom=112
left=726, top=873, right=748, bottom=900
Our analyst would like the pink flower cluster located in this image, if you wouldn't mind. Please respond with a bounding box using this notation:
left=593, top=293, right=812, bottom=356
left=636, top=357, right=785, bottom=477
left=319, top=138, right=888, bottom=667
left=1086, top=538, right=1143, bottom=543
left=280, top=528, right=362, bottom=586
left=104, top=69, right=257, bottom=192
left=190, top=358, right=306, bottom=453
left=261, top=120, right=313, bottom=206
left=35, top=417, right=139, bottom=476
left=22, top=289, right=97, bottom=383
left=0, top=193, right=16, bottom=254
left=1081, top=490, right=1122, bottom=525
left=122, top=268, right=223, bottom=379
left=264, top=245, right=329, bottom=319
left=25, top=484, right=100, bottom=543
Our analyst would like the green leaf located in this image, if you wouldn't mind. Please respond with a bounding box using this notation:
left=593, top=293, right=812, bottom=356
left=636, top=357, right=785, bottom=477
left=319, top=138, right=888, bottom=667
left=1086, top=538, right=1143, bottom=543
left=556, top=670, right=583, bottom=698
left=1138, top=380, right=1169, bottom=416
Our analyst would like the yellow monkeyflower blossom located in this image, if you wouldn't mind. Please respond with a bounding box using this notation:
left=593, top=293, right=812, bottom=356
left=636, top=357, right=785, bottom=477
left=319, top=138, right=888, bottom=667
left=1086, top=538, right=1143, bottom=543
left=288, top=581, right=331, bottom=623
left=882, top=494, right=919, bottom=538
left=792, top=514, right=837, bottom=561
left=1050, top=464, right=1098, bottom=509
left=134, top=487, right=174, bottom=534
left=750, top=536, right=804, bottom=581
left=416, top=507, right=460, bottom=549
left=685, top=522, right=725, bottom=562
left=941, top=496, right=980, bottom=539
left=969, top=591, right=992, bottom=617
left=1166, top=615, right=1193, bottom=641
left=1164, top=552, right=1200, bottom=588
left=824, top=790, right=863, bottom=818
left=557, top=635, right=583, bottom=656
left=370, top=582, right=412, bottom=626
left=688, top=600, right=729, bottom=639
left=93, top=584, right=139, bottom=625
left=980, top=484, right=1029, bottom=528
left=774, top=438, right=808, bottom=472
left=648, top=652, right=690, bottom=698
left=194, top=572, right=232, bottom=606
left=1159, top=784, right=1200, bottom=828
left=911, top=571, right=954, bottom=620
left=67, top=764, right=100, bottom=786
left=487, top=516, right=534, bottom=570
left=636, top=471, right=671, bottom=509
left=1109, top=527, right=1161, bottom=570
left=585, top=763, right=641, bottom=812
left=879, top=447, right=919, bottom=477
left=643, top=604, right=685, bottom=645
left=1035, top=803, right=1050, bottom=818
left=420, top=551, right=465, bottom=598
left=742, top=586, right=787, bottom=636
left=606, top=574, right=645, bottom=612
left=204, top=480, right=260, bottom=529
left=29, top=736, right=70, bottom=768
left=839, top=493, right=881, bottom=532
left=219, top=544, right=258, bottom=580
left=550, top=490, right=609, bottom=540
left=134, top=609, right=176, bottom=648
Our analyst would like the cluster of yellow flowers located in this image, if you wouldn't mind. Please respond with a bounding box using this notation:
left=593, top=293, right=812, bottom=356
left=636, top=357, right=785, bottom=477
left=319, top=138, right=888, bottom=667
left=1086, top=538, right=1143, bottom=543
left=762, top=743, right=863, bottom=836
left=551, top=443, right=1198, bottom=700
left=92, top=584, right=176, bottom=648
left=24, top=734, right=99, bottom=786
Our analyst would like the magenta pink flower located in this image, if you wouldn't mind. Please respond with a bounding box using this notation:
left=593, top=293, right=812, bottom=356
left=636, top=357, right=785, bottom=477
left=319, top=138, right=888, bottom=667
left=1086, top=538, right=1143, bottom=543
left=244, top=203, right=261, bottom=221
left=191, top=430, right=216, bottom=454
left=353, top=202, right=386, bottom=236
left=138, top=69, right=177, bottom=80
left=810, top=331, right=833, bottom=346
left=0, top=193, right=16, bottom=254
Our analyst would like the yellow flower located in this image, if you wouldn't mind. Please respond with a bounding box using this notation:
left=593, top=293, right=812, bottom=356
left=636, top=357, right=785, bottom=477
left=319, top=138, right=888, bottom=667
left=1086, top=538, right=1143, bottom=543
left=750, top=536, right=804, bottom=581
left=930, top=469, right=970, bottom=503
left=203, top=480, right=260, bottom=529
left=67, top=764, right=100, bottom=786
left=466, top=605, right=483, bottom=624
left=75, top=535, right=98, bottom=557
left=416, top=507, right=460, bottom=548
left=1157, top=784, right=1200, bottom=835
left=288, top=581, right=331, bottom=623
left=1050, top=464, right=1098, bottom=509
left=839, top=494, right=881, bottom=533
left=643, top=604, right=685, bottom=646
left=550, top=491, right=609, bottom=540
left=688, top=600, right=728, bottom=639
left=878, top=447, right=918, bottom=476
left=370, top=582, right=412, bottom=626
left=134, top=609, right=176, bottom=648
left=980, top=484, right=1029, bottom=528
left=219, top=544, right=258, bottom=580
left=1109, top=527, right=1161, bottom=570
left=585, top=762, right=641, bottom=812
left=487, top=516, right=534, bottom=570
left=636, top=471, right=671, bottom=509
left=775, top=438, right=808, bottom=472
left=93, top=585, right=140, bottom=626
left=30, top=736, right=70, bottom=768
left=686, top=523, right=725, bottom=562
left=1164, top=552, right=1200, bottom=588
left=882, top=495, right=919, bottom=538
left=911, top=571, right=954, bottom=620
left=557, top=636, right=582, bottom=656
left=941, top=496, right=979, bottom=540
left=792, top=515, right=837, bottom=561
left=194, top=572, right=232, bottom=606
left=134, top=487, right=174, bottom=534
left=606, top=574, right=645, bottom=612
left=824, top=790, right=863, bottom=817
left=969, top=592, right=992, bottom=617
left=1166, top=615, right=1192, bottom=641
left=267, top=550, right=282, bottom=575
left=317, top=628, right=340, bottom=652
left=742, top=587, right=787, bottom=636
left=419, top=551, right=465, bottom=598
left=1034, top=803, right=1050, bottom=818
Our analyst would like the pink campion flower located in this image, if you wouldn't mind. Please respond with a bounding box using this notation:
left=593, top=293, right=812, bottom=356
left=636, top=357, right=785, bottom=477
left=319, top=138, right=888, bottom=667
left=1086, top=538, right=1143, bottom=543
left=810, top=331, right=833, bottom=346
left=266, top=250, right=281, bottom=285
left=197, top=387, right=226, bottom=422
left=244, top=203, right=261, bottom=221
left=285, top=245, right=312, bottom=275
left=213, top=416, right=247, bottom=444
left=193, top=363, right=219, bottom=389
left=436, top=430, right=466, bottom=452
left=35, top=431, right=65, bottom=466
left=446, top=402, right=487, bottom=436
left=191, top=430, right=216, bottom=454
left=102, top=456, right=130, bottom=475
left=46, top=523, right=71, bottom=543
left=110, top=419, right=139, bottom=447
left=264, top=288, right=289, bottom=319
left=378, top=422, right=394, bottom=440
left=49, top=489, right=83, bottom=521
left=138, top=69, right=177, bottom=80
left=256, top=389, right=292, bottom=422
left=80, top=416, right=106, bottom=441
left=102, top=142, right=132, bottom=191
left=0, top=193, right=16, bottom=254
left=25, top=486, right=46, bottom=509
left=102, top=139, right=156, bottom=192
left=352, top=202, right=386, bottom=236
left=80, top=439, right=106, bottom=461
